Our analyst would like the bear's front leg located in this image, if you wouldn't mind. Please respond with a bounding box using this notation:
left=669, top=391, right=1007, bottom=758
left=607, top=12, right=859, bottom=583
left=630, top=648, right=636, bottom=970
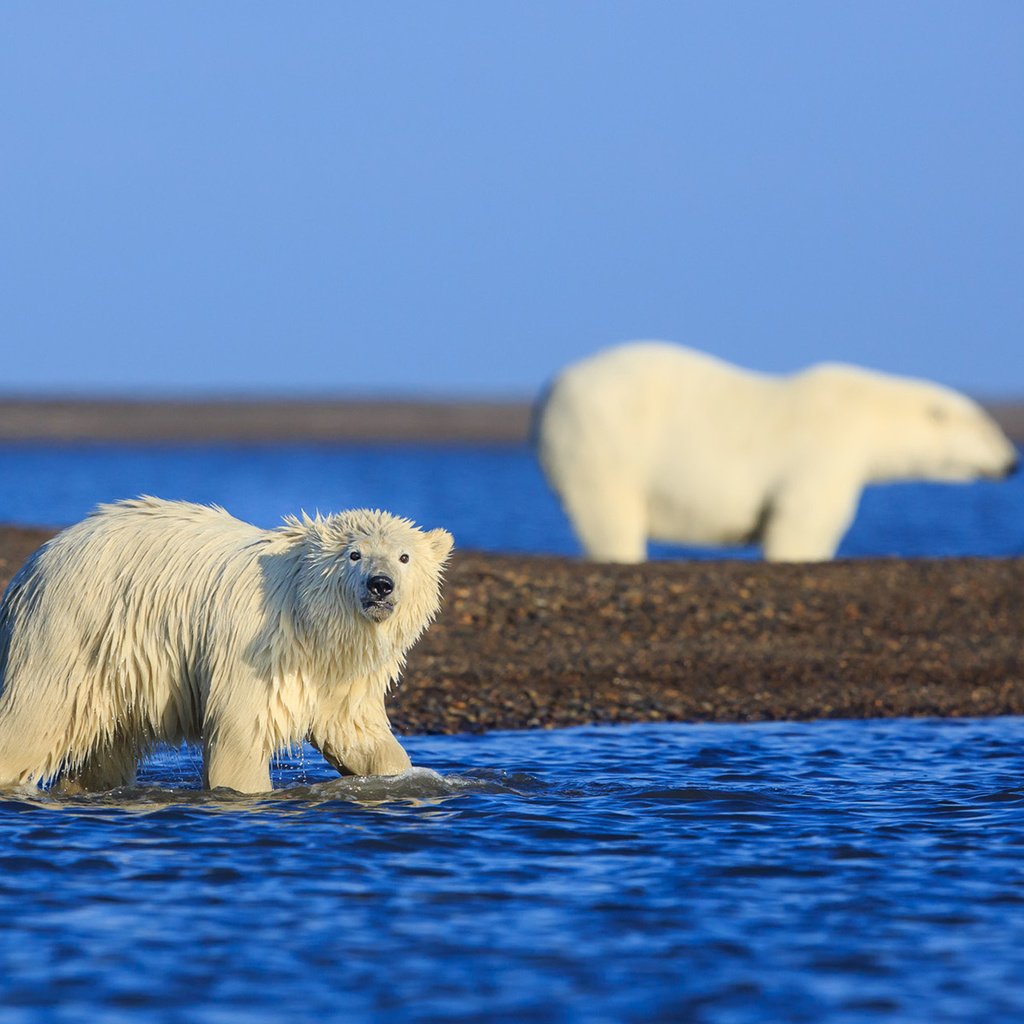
left=762, top=470, right=864, bottom=562
left=311, top=721, right=411, bottom=778
left=202, top=719, right=273, bottom=793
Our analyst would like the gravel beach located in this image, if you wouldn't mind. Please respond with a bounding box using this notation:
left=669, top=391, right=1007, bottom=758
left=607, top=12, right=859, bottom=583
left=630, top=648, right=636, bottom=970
left=1, top=525, right=1020, bottom=734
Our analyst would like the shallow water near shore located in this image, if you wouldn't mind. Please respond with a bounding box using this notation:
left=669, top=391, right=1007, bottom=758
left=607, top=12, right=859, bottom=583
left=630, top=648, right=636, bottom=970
left=4, top=718, right=1024, bottom=1023
left=0, top=442, right=1022, bottom=556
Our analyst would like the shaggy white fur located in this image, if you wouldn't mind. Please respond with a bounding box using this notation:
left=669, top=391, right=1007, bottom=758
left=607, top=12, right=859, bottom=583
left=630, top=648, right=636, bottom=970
left=535, top=341, right=1018, bottom=562
left=0, top=497, right=454, bottom=793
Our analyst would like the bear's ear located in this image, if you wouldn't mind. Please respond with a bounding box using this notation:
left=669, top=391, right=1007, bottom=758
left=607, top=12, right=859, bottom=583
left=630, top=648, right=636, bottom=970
left=425, top=528, right=454, bottom=562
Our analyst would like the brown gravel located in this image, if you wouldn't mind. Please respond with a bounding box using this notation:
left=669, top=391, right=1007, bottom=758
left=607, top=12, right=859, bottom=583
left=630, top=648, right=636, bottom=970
left=2, top=525, right=1020, bottom=735
left=394, top=552, right=1024, bottom=733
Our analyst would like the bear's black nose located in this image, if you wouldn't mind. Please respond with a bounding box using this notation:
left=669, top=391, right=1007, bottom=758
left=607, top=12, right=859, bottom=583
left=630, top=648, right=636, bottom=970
left=367, top=574, right=394, bottom=599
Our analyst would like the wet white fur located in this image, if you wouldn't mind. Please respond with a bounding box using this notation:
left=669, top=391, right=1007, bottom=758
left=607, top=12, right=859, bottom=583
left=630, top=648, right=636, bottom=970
left=536, top=341, right=1018, bottom=562
left=0, top=497, right=454, bottom=792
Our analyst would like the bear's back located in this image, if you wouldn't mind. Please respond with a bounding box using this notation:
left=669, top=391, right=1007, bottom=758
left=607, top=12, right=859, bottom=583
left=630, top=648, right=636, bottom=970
left=538, top=341, right=782, bottom=478
left=53, top=497, right=261, bottom=582
left=2, top=498, right=267, bottom=655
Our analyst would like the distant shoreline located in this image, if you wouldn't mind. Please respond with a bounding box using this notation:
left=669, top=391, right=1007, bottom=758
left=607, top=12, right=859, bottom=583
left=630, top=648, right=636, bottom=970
left=0, top=398, right=532, bottom=444
left=0, top=397, right=1022, bottom=444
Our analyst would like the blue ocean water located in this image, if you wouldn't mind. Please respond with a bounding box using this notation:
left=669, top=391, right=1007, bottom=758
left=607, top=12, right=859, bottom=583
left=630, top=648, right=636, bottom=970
left=1, top=443, right=1023, bottom=1023
left=3, top=720, right=1024, bottom=1023
left=0, top=442, right=1021, bottom=557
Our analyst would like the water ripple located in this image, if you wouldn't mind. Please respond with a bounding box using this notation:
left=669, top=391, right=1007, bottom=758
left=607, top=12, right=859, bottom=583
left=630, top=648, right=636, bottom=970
left=3, top=718, right=1024, bottom=1023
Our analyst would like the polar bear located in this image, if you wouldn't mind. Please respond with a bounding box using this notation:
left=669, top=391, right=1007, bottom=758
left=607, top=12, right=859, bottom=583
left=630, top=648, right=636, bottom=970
left=0, top=497, right=454, bottom=793
left=535, top=342, right=1019, bottom=562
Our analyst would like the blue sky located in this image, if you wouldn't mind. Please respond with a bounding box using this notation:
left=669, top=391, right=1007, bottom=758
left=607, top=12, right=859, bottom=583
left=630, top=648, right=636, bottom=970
left=2, top=2, right=1021, bottom=398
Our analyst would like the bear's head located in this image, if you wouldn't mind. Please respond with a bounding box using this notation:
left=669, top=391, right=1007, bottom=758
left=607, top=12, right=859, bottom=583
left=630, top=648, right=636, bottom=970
left=336, top=510, right=454, bottom=625
left=886, top=380, right=1019, bottom=483
left=276, top=508, right=454, bottom=656
left=805, top=365, right=1019, bottom=484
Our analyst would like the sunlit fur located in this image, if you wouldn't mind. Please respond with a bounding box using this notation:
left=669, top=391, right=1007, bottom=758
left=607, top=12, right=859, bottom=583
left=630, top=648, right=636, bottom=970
left=0, top=497, right=454, bottom=792
left=536, top=342, right=1018, bottom=563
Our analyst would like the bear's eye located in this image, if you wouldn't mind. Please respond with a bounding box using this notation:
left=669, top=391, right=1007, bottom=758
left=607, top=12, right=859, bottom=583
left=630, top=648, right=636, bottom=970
left=349, top=551, right=361, bottom=562
left=928, top=406, right=949, bottom=423
left=399, top=553, right=410, bottom=564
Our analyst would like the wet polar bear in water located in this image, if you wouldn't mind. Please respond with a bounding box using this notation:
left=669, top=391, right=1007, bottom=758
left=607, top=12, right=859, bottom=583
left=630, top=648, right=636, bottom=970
left=0, top=497, right=454, bottom=792
left=535, top=342, right=1019, bottom=562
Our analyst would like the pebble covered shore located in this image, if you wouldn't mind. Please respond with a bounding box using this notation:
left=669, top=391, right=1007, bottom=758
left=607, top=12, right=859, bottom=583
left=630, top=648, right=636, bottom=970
left=1, top=525, right=1020, bottom=735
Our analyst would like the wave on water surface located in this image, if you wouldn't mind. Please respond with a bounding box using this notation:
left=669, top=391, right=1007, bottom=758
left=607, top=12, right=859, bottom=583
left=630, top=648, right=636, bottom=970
left=2, top=756, right=549, bottom=814
left=3, top=721, right=1024, bottom=1023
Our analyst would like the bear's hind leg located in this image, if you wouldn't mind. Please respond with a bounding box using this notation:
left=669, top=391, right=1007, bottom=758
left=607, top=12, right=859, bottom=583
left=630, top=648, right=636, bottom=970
left=0, top=703, right=75, bottom=789
left=57, top=739, right=140, bottom=793
left=562, top=480, right=648, bottom=563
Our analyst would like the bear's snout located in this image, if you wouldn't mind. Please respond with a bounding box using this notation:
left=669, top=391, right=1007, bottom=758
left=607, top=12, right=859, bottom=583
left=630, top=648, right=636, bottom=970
left=367, top=574, right=394, bottom=599
left=361, top=573, right=397, bottom=622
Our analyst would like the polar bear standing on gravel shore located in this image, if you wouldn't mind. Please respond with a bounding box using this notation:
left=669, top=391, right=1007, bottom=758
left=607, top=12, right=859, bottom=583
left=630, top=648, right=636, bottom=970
left=0, top=497, right=454, bottom=793
left=535, top=342, right=1019, bottom=562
